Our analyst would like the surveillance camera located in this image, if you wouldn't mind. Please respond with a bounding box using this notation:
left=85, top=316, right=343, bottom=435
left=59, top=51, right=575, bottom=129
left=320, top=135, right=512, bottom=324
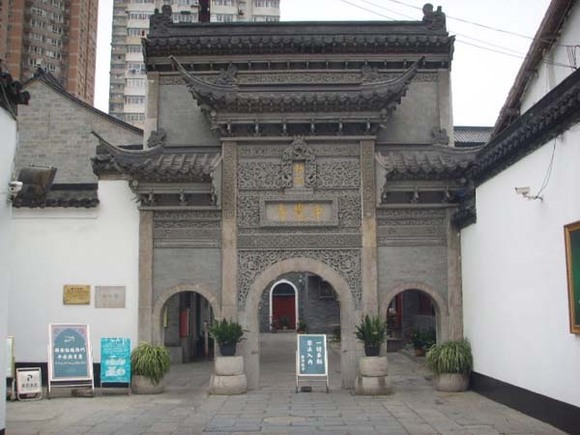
left=8, top=181, right=23, bottom=194
left=514, top=186, right=530, bottom=196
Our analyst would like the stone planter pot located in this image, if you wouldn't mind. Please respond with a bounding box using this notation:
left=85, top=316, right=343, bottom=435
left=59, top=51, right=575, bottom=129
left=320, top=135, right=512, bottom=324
left=355, top=356, right=392, bottom=395
left=131, top=375, right=164, bottom=394
left=359, top=356, right=388, bottom=377
left=214, top=356, right=244, bottom=376
left=434, top=373, right=469, bottom=392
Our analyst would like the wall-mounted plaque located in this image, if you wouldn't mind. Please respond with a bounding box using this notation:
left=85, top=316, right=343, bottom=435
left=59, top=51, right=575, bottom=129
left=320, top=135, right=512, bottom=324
left=260, top=195, right=338, bottom=227
left=63, top=285, right=90, bottom=305
left=95, top=286, right=126, bottom=309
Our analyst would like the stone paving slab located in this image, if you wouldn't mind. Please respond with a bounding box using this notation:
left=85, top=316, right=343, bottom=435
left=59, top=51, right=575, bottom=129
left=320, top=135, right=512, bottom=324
left=6, top=334, right=566, bottom=435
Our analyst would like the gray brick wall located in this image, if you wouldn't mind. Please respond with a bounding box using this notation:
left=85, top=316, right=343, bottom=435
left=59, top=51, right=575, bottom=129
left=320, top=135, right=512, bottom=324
left=15, top=80, right=143, bottom=183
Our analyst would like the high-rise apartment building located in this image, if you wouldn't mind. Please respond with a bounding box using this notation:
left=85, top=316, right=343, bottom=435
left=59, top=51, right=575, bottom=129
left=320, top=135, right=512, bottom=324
left=109, top=0, right=280, bottom=128
left=0, top=0, right=98, bottom=104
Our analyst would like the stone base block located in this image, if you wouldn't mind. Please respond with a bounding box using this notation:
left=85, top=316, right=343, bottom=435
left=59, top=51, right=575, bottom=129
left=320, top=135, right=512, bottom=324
left=214, top=356, right=244, bottom=376
left=354, top=375, right=392, bottom=395
left=358, top=356, right=388, bottom=377
left=210, top=374, right=247, bottom=395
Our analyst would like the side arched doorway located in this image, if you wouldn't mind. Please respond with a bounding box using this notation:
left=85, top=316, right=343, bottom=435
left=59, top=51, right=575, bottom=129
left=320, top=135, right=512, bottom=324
left=151, top=284, right=221, bottom=363
left=241, top=258, right=360, bottom=390
left=382, top=282, right=449, bottom=353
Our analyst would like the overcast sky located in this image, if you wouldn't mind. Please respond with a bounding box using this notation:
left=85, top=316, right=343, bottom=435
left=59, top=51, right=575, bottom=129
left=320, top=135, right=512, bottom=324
left=94, top=0, right=552, bottom=126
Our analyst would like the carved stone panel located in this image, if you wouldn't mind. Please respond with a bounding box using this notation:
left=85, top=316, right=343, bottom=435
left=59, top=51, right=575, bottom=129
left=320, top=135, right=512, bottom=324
left=238, top=143, right=360, bottom=159
left=237, top=249, right=362, bottom=309
left=238, top=161, right=283, bottom=191
left=377, top=208, right=447, bottom=246
left=316, top=159, right=360, bottom=189
left=237, top=233, right=361, bottom=250
left=153, top=210, right=221, bottom=248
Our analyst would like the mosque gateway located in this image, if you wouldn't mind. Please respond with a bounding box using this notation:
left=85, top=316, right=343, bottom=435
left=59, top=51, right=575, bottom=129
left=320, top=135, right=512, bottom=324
left=92, top=5, right=475, bottom=388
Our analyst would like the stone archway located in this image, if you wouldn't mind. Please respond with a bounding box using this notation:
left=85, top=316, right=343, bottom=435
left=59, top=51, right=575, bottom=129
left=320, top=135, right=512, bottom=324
left=240, top=258, right=361, bottom=390
left=381, top=281, right=450, bottom=343
left=151, top=283, right=221, bottom=345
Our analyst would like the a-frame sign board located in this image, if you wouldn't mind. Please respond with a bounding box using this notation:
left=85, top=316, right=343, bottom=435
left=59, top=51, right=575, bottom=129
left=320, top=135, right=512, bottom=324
left=47, top=324, right=95, bottom=398
left=295, top=334, right=329, bottom=393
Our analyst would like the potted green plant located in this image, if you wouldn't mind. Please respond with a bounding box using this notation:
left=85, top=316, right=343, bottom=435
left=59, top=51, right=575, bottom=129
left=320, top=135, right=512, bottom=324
left=130, top=342, right=171, bottom=394
left=297, top=319, right=307, bottom=333
left=426, top=338, right=473, bottom=392
left=209, top=318, right=244, bottom=356
left=354, top=314, right=387, bottom=356
left=411, top=328, right=435, bottom=356
left=279, top=316, right=290, bottom=330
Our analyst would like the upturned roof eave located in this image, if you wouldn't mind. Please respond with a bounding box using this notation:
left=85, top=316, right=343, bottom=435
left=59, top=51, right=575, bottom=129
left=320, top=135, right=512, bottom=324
left=173, top=56, right=421, bottom=114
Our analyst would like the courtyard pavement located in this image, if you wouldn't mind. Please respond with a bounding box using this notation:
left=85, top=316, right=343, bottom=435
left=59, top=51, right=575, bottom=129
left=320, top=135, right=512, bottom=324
left=6, top=333, right=564, bottom=434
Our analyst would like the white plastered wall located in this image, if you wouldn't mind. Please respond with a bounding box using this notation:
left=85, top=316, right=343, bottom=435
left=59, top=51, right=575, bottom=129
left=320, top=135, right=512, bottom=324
left=0, top=108, right=18, bottom=433
left=461, top=124, right=580, bottom=407
left=8, top=180, right=139, bottom=364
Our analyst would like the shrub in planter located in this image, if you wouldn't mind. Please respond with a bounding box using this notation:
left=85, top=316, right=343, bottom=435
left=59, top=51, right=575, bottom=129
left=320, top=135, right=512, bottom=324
left=131, top=342, right=171, bottom=394
left=209, top=319, right=244, bottom=356
left=354, top=314, right=387, bottom=356
left=297, top=319, right=307, bottom=333
left=426, top=338, right=473, bottom=392
left=411, top=328, right=436, bottom=356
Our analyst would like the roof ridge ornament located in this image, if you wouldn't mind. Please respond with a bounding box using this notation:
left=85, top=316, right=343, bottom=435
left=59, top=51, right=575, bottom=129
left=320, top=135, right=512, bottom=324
left=147, top=128, right=167, bottom=148
left=422, top=3, right=446, bottom=31
left=150, top=5, right=173, bottom=36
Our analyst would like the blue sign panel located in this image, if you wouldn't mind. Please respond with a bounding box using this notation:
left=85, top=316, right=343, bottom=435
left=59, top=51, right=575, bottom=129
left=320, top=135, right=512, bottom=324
left=297, top=334, right=327, bottom=376
left=101, top=338, right=131, bottom=383
left=50, top=324, right=91, bottom=380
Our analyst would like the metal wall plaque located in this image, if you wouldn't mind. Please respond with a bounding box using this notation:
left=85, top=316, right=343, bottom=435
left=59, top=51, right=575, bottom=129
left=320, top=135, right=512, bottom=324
left=95, top=286, right=126, bottom=309
left=63, top=285, right=91, bottom=305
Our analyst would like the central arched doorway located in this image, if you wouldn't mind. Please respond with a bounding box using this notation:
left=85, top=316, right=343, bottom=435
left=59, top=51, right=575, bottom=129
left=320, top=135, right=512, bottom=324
left=258, top=272, right=342, bottom=389
left=241, top=258, right=360, bottom=390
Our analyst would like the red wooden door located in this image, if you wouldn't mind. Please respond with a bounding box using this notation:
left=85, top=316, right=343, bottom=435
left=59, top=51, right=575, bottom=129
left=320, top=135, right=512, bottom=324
left=272, top=295, right=296, bottom=329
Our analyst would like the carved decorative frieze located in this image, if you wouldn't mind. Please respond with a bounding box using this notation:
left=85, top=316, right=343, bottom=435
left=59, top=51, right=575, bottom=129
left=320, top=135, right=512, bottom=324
left=238, top=233, right=361, bottom=250
left=376, top=208, right=447, bottom=226
left=377, top=208, right=447, bottom=246
left=237, top=161, right=283, bottom=191
left=338, top=193, right=362, bottom=228
left=377, top=226, right=446, bottom=246
left=237, top=143, right=360, bottom=159
left=360, top=142, right=375, bottom=219
left=222, top=142, right=237, bottom=220
left=160, top=76, right=185, bottom=85
left=153, top=210, right=222, bottom=247
left=315, top=159, right=360, bottom=189
left=238, top=193, right=261, bottom=228
left=159, top=72, right=438, bottom=86
left=237, top=249, right=361, bottom=309
left=154, top=210, right=221, bottom=222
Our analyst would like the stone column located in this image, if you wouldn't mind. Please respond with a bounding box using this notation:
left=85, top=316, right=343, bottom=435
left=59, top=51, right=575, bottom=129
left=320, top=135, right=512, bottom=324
left=360, top=139, right=378, bottom=314
left=144, top=72, right=159, bottom=148
left=221, top=140, right=238, bottom=320
left=446, top=209, right=463, bottom=340
left=138, top=210, right=154, bottom=342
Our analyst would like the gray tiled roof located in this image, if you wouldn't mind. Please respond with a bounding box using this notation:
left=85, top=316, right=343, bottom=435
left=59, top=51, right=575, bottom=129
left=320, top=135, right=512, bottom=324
left=454, top=126, right=492, bottom=146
